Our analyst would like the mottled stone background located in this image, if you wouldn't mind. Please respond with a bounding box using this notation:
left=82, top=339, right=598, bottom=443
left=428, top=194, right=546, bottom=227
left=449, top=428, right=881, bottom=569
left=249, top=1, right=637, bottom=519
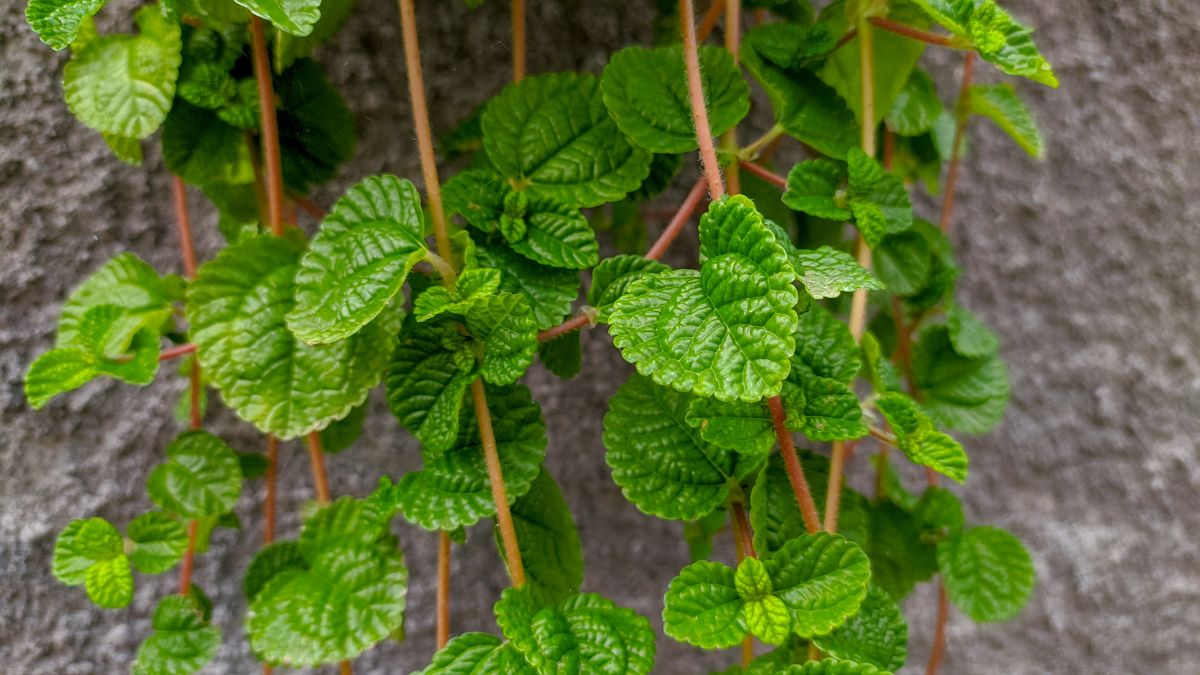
left=2, top=1, right=1198, bottom=673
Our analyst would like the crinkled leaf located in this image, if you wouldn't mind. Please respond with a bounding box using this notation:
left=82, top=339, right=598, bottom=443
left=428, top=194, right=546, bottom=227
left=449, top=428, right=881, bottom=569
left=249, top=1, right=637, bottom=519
left=875, top=392, right=968, bottom=483
left=132, top=594, right=221, bottom=675
left=146, top=430, right=243, bottom=519
left=866, top=501, right=936, bottom=601
left=188, top=234, right=399, bottom=439
left=735, top=557, right=773, bottom=601
left=273, top=0, right=355, bottom=71
left=526, top=593, right=656, bottom=675
left=847, top=149, right=912, bottom=248
left=873, top=231, right=931, bottom=296
left=886, top=68, right=942, bottom=137
left=288, top=175, right=427, bottom=343
left=779, top=660, right=891, bottom=675
left=86, top=554, right=134, bottom=608
left=909, top=0, right=1056, bottom=87
left=464, top=293, right=538, bottom=385
left=396, top=384, right=546, bottom=531
left=793, top=304, right=860, bottom=384
left=474, top=241, right=580, bottom=330
left=813, top=586, right=908, bottom=672
left=969, top=82, right=1043, bottom=157
left=276, top=59, right=356, bottom=193
left=26, top=0, right=106, bottom=50
left=163, top=101, right=254, bottom=186
left=785, top=370, right=868, bottom=442
left=416, top=632, right=535, bottom=675
left=792, top=247, right=882, bottom=301
left=386, top=317, right=474, bottom=454
left=662, top=561, right=747, bottom=649
left=63, top=6, right=181, bottom=139
left=600, top=44, right=749, bottom=153
left=765, top=533, right=872, bottom=637
left=52, top=517, right=123, bottom=586
left=609, top=196, right=798, bottom=403
left=782, top=159, right=850, bottom=221
left=482, top=72, right=652, bottom=208
left=504, top=469, right=584, bottom=606
left=603, top=374, right=736, bottom=521
left=55, top=253, right=176, bottom=352
left=685, top=396, right=775, bottom=458
left=745, top=595, right=792, bottom=645
left=588, top=255, right=669, bottom=319
left=232, top=0, right=321, bottom=36
left=26, top=325, right=160, bottom=409
left=127, top=511, right=189, bottom=574
left=946, top=304, right=999, bottom=358
left=243, top=540, right=307, bottom=602
left=912, top=324, right=1009, bottom=433
left=938, top=526, right=1034, bottom=622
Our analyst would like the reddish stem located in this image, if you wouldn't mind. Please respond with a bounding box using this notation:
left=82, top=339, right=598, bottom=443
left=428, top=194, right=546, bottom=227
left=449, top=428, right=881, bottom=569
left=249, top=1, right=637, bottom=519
left=537, top=313, right=591, bottom=343
left=248, top=16, right=285, bottom=237
left=645, top=176, right=709, bottom=261
left=292, top=196, right=326, bottom=220
left=730, top=501, right=756, bottom=559
left=470, top=379, right=527, bottom=586
left=437, top=530, right=452, bottom=648
left=833, top=28, right=859, bottom=54
left=869, top=17, right=962, bottom=48
left=511, top=0, right=526, bottom=82
left=178, top=519, right=199, bottom=595
left=926, top=581, right=950, bottom=675
left=263, top=435, right=278, bottom=544
left=768, top=396, right=822, bottom=533
left=305, top=432, right=332, bottom=505
left=171, top=177, right=198, bottom=278
left=340, top=661, right=353, bottom=675
left=159, top=343, right=197, bottom=362
left=738, top=160, right=787, bottom=189
left=696, top=0, right=725, bottom=41
left=940, top=51, right=977, bottom=234
left=681, top=0, right=725, bottom=200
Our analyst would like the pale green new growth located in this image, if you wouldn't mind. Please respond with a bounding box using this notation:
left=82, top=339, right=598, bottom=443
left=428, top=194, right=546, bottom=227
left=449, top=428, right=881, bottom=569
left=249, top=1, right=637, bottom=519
left=875, top=392, right=968, bottom=483
left=909, top=0, right=1057, bottom=87
left=52, top=517, right=134, bottom=608
left=26, top=0, right=106, bottom=51
left=132, top=594, right=220, bottom=675
left=970, top=83, right=1044, bottom=157
left=127, top=512, right=189, bottom=574
left=663, top=561, right=747, bottom=649
left=146, top=430, right=243, bottom=519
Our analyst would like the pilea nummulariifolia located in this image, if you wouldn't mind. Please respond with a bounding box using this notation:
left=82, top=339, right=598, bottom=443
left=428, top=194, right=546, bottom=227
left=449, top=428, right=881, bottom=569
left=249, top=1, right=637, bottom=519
left=23, top=0, right=1053, bottom=671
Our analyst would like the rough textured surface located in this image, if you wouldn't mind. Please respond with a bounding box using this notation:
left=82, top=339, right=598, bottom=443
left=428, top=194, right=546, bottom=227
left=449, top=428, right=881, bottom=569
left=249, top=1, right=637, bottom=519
left=2, top=1, right=1198, bottom=673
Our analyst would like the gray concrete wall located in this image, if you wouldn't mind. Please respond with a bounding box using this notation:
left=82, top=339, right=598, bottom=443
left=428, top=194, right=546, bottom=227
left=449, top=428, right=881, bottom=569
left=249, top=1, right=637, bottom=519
left=2, top=0, right=1198, bottom=672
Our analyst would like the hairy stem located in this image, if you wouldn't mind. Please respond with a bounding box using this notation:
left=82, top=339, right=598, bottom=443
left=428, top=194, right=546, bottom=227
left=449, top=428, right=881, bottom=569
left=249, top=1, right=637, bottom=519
left=437, top=530, right=452, bottom=648
left=511, top=0, right=526, bottom=82
left=248, top=17, right=285, bottom=237
left=768, top=397, right=822, bottom=533
left=470, top=379, right=527, bottom=586
left=304, top=432, right=332, bottom=505
left=738, top=160, right=787, bottom=189
left=869, top=17, right=964, bottom=48
left=680, top=0, right=725, bottom=200
left=940, top=51, right=977, bottom=234
left=926, top=580, right=950, bottom=675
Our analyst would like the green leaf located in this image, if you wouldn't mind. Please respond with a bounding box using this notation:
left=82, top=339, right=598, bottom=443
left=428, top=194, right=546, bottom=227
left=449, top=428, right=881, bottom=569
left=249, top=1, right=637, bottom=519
left=938, top=526, right=1034, bottom=622
left=188, top=234, right=399, bottom=439
left=474, top=241, right=580, bottom=330
left=247, top=497, right=408, bottom=666
left=525, top=593, right=657, bottom=674
left=132, top=594, right=221, bottom=675
left=779, top=660, right=891, bottom=675
left=741, top=25, right=858, bottom=158
left=812, top=586, right=908, bottom=672
left=873, top=231, right=931, bottom=296
left=86, top=554, right=134, bottom=608
left=465, top=293, right=539, bottom=385
left=482, top=72, right=652, bottom=207
left=319, top=402, right=366, bottom=454
left=969, top=83, right=1043, bottom=157
left=847, top=149, right=912, bottom=248
left=504, top=469, right=584, bottom=606
left=603, top=374, right=736, bottom=521
left=791, top=247, right=883, bottom=301
left=588, top=255, right=669, bottom=318
left=416, top=633, right=536, bottom=675
left=914, top=487, right=965, bottom=533
left=946, top=304, right=999, bottom=358
left=26, top=0, right=106, bottom=50
left=287, top=175, right=427, bottom=343
left=494, top=586, right=542, bottom=668
left=243, top=540, right=307, bottom=602
left=385, top=317, right=475, bottom=454
left=865, top=501, right=936, bottom=601
left=860, top=332, right=902, bottom=394
left=600, top=44, right=749, bottom=153
left=276, top=59, right=356, bottom=193
left=782, top=159, right=850, bottom=221
left=103, top=133, right=143, bottom=165
left=232, top=0, right=321, bottom=36
left=876, top=392, right=968, bottom=482
left=912, top=324, right=1009, bottom=434
left=735, top=557, right=773, bottom=601
left=902, top=220, right=959, bottom=311
left=609, top=196, right=799, bottom=403
left=685, top=396, right=775, bottom=458
left=683, top=508, right=728, bottom=563
left=750, top=453, right=871, bottom=557
left=793, top=304, right=860, bottom=384
left=886, top=69, right=942, bottom=137
left=52, top=517, right=124, bottom=586
left=146, top=430, right=243, bottom=519
left=662, top=561, right=747, bottom=649
left=274, top=0, right=355, bottom=71
left=765, top=533, right=872, bottom=637
left=25, top=323, right=160, bottom=409
left=442, top=170, right=508, bottom=234
left=395, top=384, right=546, bottom=531
left=163, top=102, right=254, bottom=187
left=63, top=6, right=181, bottom=139
left=55, top=253, right=176, bottom=352
left=745, top=595, right=792, bottom=645
left=908, top=0, right=1056, bottom=87
left=785, top=369, right=868, bottom=441
left=127, top=512, right=189, bottom=574
left=537, top=331, right=581, bottom=380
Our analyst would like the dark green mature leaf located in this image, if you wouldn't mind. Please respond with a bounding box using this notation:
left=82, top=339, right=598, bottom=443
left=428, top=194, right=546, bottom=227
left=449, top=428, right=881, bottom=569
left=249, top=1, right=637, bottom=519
left=847, top=149, right=912, bottom=248
left=946, top=304, right=999, bottom=358
left=865, top=501, right=936, bottom=601
left=319, top=402, right=366, bottom=454
left=604, top=374, right=736, bottom=520
left=601, top=44, right=749, bottom=153
left=914, top=487, right=966, bottom=533
left=875, top=392, right=968, bottom=483
left=386, top=317, right=474, bottom=454
left=969, top=83, right=1043, bottom=157
left=912, top=324, right=1009, bottom=433
left=416, top=632, right=536, bottom=674
left=860, top=332, right=902, bottom=394
left=516, top=592, right=657, bottom=674
left=464, top=292, right=539, bottom=385
left=685, top=396, right=776, bottom=458
left=247, top=497, right=408, bottom=665
left=901, top=220, right=959, bottom=311
left=147, top=430, right=243, bottom=519
left=233, top=0, right=321, bottom=36
left=276, top=59, right=356, bottom=193
left=474, top=241, right=580, bottom=330
left=188, top=234, right=399, bottom=439
left=127, top=512, right=189, bottom=574
left=662, top=560, right=747, bottom=648
left=288, top=175, right=427, bottom=343
left=163, top=102, right=254, bottom=187
left=132, top=594, right=220, bottom=675
left=813, top=586, right=908, bottom=671
left=742, top=25, right=858, bottom=158
left=396, top=384, right=546, bottom=531
left=886, top=69, right=942, bottom=137
left=243, top=541, right=307, bottom=602
left=750, top=453, right=871, bottom=557
left=938, top=526, right=1034, bottom=622
left=793, top=304, right=860, bottom=384
left=274, top=0, right=355, bottom=71
left=483, top=72, right=652, bottom=207
left=609, top=196, right=799, bottom=403
left=588, top=255, right=669, bottom=319
left=26, top=0, right=105, bottom=50
left=784, top=368, right=868, bottom=441
left=782, top=159, right=850, bottom=221
left=765, top=533, right=872, bottom=637
left=537, top=331, right=581, bottom=379
left=63, top=6, right=181, bottom=139
left=873, top=231, right=931, bottom=296
left=504, top=469, right=584, bottom=606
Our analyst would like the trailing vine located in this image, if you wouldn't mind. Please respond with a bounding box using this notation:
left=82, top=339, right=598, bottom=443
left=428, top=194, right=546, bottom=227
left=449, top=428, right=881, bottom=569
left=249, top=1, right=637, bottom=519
left=23, top=0, right=1053, bottom=672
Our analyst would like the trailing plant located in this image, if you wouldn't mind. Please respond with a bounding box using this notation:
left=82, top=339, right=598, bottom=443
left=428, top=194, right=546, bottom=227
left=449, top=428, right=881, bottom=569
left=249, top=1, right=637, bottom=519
left=23, top=0, right=1053, bottom=672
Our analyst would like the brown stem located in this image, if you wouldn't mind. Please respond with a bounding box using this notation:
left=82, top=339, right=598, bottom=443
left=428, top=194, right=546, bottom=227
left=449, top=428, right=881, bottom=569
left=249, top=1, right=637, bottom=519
left=868, top=427, right=899, bottom=447
left=537, top=313, right=591, bottom=343
left=178, top=519, right=199, bottom=595
left=187, top=358, right=202, bottom=430
left=437, top=530, right=452, bottom=648
left=729, top=500, right=755, bottom=667
left=470, top=379, right=527, bottom=586
left=292, top=195, right=327, bottom=220
left=340, top=660, right=353, bottom=675
left=891, top=296, right=918, bottom=392
left=263, top=434, right=278, bottom=544
left=681, top=0, right=725, bottom=200
left=720, top=0, right=741, bottom=196
left=869, top=17, right=963, bottom=49
left=883, top=127, right=896, bottom=170
left=158, top=343, right=197, bottom=362
left=738, top=160, right=787, bottom=189
left=767, top=396, right=821, bottom=533
left=926, top=580, right=950, bottom=675
left=248, top=16, right=285, bottom=236
left=940, top=51, right=976, bottom=234
left=511, top=0, right=526, bottom=82
left=398, top=0, right=453, bottom=260
left=833, top=28, right=858, bottom=54
left=305, top=432, right=332, bottom=505
left=645, top=176, right=709, bottom=261
left=696, top=0, right=725, bottom=42
left=171, top=177, right=198, bottom=278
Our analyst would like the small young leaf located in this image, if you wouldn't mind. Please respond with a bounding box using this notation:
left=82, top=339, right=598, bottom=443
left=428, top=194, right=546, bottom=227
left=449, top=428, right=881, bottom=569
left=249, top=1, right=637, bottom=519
left=782, top=159, right=850, bottom=221
left=765, top=533, right=872, bottom=637
left=875, top=392, right=968, bottom=483
left=938, top=526, right=1034, bottom=622
left=662, top=561, right=747, bottom=649
left=288, top=175, right=427, bottom=344
left=85, top=554, right=134, bottom=608
left=475, top=241, right=580, bottom=330
left=912, top=324, right=1009, bottom=434
left=483, top=72, right=652, bottom=208
left=132, top=594, right=221, bottom=675
left=785, top=369, right=868, bottom=442
left=812, top=586, right=908, bottom=672
left=847, top=149, right=912, bottom=248
left=146, top=430, right=243, bottom=519
left=55, top=253, right=176, bottom=352
left=464, top=293, right=539, bottom=386
left=25, top=326, right=160, bottom=409
left=52, top=517, right=123, bottom=586
left=527, top=593, right=657, bottom=674
left=243, top=540, right=307, bottom=602
left=969, top=83, right=1044, bottom=157
left=601, top=44, right=750, bottom=153
left=588, top=255, right=670, bottom=318
left=385, top=317, right=475, bottom=455
left=603, top=374, right=736, bottom=521
left=744, top=595, right=792, bottom=645
left=232, top=0, right=322, bottom=36
left=685, top=397, right=776, bottom=458
left=735, top=557, right=773, bottom=601
left=791, top=247, right=883, bottom=301
left=127, top=511, right=189, bottom=574
left=26, top=0, right=106, bottom=51
left=908, top=0, right=1056, bottom=87
left=503, top=469, right=584, bottom=606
